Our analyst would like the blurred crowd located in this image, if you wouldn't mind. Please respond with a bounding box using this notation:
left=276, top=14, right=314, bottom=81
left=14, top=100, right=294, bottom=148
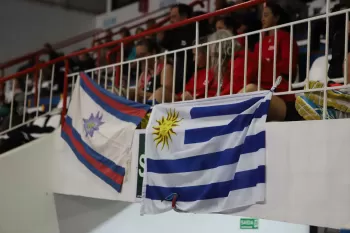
left=0, top=0, right=350, bottom=153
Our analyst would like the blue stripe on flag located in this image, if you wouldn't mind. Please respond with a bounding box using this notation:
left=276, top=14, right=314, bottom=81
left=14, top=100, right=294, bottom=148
left=79, top=73, right=149, bottom=125
left=184, top=100, right=270, bottom=144
left=80, top=73, right=149, bottom=110
left=145, top=165, right=265, bottom=202
left=61, top=130, right=122, bottom=192
left=190, top=96, right=265, bottom=119
left=65, top=116, right=126, bottom=177
left=147, top=131, right=265, bottom=174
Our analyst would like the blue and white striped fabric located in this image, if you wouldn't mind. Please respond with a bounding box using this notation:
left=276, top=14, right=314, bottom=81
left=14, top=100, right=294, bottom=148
left=141, top=91, right=272, bottom=214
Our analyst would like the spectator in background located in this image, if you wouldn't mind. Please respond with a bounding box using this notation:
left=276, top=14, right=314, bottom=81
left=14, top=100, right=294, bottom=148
left=328, top=4, right=350, bottom=79
left=134, top=39, right=173, bottom=103
left=146, top=18, right=156, bottom=30
left=193, top=11, right=213, bottom=37
left=267, top=0, right=307, bottom=21
left=215, top=16, right=235, bottom=33
left=176, top=37, right=217, bottom=101
left=169, top=3, right=192, bottom=24
left=105, top=29, right=113, bottom=43
left=120, top=27, right=133, bottom=60
left=174, top=30, right=258, bottom=101
left=210, top=0, right=232, bottom=25
left=215, top=0, right=229, bottom=10
left=120, top=27, right=131, bottom=38
left=146, top=18, right=157, bottom=40
left=158, top=4, right=195, bottom=94
left=73, top=50, right=95, bottom=72
left=136, top=27, right=145, bottom=35
left=233, top=13, right=261, bottom=51
left=251, top=1, right=300, bottom=121
left=209, top=30, right=257, bottom=96
left=128, top=27, right=145, bottom=61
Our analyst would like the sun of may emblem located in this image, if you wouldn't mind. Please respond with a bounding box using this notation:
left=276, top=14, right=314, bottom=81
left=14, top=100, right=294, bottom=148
left=153, top=109, right=182, bottom=150
left=83, top=112, right=104, bottom=137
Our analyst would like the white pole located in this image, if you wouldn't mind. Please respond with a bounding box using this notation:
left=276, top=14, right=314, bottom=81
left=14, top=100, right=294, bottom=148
left=106, top=0, right=112, bottom=13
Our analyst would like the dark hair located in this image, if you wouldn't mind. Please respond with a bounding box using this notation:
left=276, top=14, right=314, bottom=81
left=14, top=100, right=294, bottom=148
left=193, top=11, right=213, bottom=37
left=147, top=18, right=156, bottom=25
left=215, top=0, right=228, bottom=10
left=330, top=4, right=350, bottom=37
left=120, top=27, right=131, bottom=37
left=171, top=3, right=193, bottom=19
left=136, top=27, right=145, bottom=34
left=215, top=16, right=235, bottom=31
left=136, top=39, right=160, bottom=54
left=265, top=1, right=290, bottom=26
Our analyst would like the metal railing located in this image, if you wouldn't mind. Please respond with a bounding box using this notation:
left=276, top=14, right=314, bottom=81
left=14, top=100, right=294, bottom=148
left=1, top=0, right=349, bottom=137
left=0, top=0, right=203, bottom=77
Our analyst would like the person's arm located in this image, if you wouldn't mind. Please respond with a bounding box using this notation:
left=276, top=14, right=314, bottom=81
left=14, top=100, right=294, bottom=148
left=160, top=64, right=174, bottom=90
left=136, top=74, right=152, bottom=102
left=149, top=64, right=174, bottom=103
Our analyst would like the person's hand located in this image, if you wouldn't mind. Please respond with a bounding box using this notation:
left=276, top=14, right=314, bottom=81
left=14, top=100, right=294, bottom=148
left=138, top=89, right=148, bottom=101
left=183, top=91, right=193, bottom=101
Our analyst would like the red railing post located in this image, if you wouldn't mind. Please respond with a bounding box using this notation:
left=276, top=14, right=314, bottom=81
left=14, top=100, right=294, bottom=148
left=61, top=59, right=70, bottom=126
left=97, top=49, right=101, bottom=68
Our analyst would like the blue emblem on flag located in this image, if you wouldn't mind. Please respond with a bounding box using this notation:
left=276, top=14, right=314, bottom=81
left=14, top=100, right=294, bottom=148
left=83, top=112, right=104, bottom=137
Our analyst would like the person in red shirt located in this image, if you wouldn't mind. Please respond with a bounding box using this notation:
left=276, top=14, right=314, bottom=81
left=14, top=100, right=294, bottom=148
left=179, top=30, right=257, bottom=101
left=246, top=2, right=301, bottom=121
left=175, top=37, right=218, bottom=101
left=209, top=30, right=257, bottom=97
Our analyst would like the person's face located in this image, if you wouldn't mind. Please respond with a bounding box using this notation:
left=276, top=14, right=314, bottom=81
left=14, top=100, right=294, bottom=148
left=216, top=20, right=227, bottom=31
left=136, top=45, right=154, bottom=69
left=193, top=48, right=206, bottom=68
left=78, top=54, right=87, bottom=61
left=170, top=7, right=182, bottom=24
left=262, top=7, right=279, bottom=29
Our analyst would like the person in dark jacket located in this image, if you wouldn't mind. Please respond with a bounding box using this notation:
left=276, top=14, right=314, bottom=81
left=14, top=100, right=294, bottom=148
left=158, top=4, right=195, bottom=94
left=328, top=4, right=350, bottom=79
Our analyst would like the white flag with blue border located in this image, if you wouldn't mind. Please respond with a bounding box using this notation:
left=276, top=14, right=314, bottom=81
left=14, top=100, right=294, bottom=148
left=141, top=91, right=272, bottom=214
left=62, top=72, right=150, bottom=193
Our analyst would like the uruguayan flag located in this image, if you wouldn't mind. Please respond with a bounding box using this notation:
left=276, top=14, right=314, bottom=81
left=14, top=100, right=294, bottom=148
left=62, top=72, right=150, bottom=192
left=141, top=91, right=272, bottom=214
